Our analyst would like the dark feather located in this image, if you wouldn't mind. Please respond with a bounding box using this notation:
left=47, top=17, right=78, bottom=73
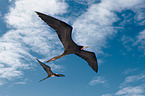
left=54, top=73, right=65, bottom=77
left=36, top=59, right=52, bottom=76
left=35, top=11, right=98, bottom=73
left=36, top=59, right=65, bottom=82
left=35, top=11, right=76, bottom=48
left=76, top=51, right=98, bottom=73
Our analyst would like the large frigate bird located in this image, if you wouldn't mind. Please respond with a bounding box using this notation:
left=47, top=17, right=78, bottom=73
left=36, top=59, right=65, bottom=82
left=35, top=11, right=98, bottom=73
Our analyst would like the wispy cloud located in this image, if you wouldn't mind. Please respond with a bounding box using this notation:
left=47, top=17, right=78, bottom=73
left=120, top=73, right=145, bottom=88
left=137, top=30, right=145, bottom=42
left=114, top=0, right=145, bottom=54
left=73, top=3, right=118, bottom=55
left=9, top=0, right=12, bottom=2
left=0, top=80, right=5, bottom=86
left=102, top=71, right=145, bottom=96
left=73, top=0, right=145, bottom=55
left=15, top=81, right=26, bottom=85
left=101, top=0, right=144, bottom=11
left=1, top=0, right=145, bottom=86
left=15, top=78, right=28, bottom=85
left=135, top=30, right=145, bottom=54
left=102, top=94, right=112, bottom=96
left=0, top=0, right=68, bottom=84
left=74, top=0, right=99, bottom=5
left=49, top=63, right=65, bottom=72
left=89, top=76, right=107, bottom=86
left=125, top=74, right=145, bottom=84
left=123, top=68, right=138, bottom=75
left=121, top=35, right=134, bottom=52
left=115, top=86, right=145, bottom=96
left=102, top=85, right=145, bottom=96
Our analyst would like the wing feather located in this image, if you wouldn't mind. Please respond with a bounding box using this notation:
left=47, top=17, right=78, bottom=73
left=35, top=11, right=75, bottom=48
left=36, top=59, right=53, bottom=75
left=54, top=73, right=65, bottom=77
left=75, top=51, right=98, bottom=73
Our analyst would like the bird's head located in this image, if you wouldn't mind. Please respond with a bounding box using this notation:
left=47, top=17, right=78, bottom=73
left=79, top=46, right=89, bottom=50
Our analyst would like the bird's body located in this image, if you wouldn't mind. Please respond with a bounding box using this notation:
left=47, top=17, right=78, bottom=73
left=36, top=11, right=98, bottom=73
left=36, top=59, right=65, bottom=82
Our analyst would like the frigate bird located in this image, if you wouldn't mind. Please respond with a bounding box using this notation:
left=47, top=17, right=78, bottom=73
left=35, top=11, right=98, bottom=73
left=36, top=59, right=65, bottom=82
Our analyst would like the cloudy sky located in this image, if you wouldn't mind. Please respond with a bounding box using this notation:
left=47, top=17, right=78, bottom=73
left=0, top=0, right=145, bottom=96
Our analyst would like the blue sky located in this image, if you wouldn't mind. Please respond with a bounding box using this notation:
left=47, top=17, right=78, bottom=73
left=0, top=0, right=145, bottom=96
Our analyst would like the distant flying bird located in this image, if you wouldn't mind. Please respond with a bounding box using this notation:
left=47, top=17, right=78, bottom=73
left=35, top=11, right=98, bottom=73
left=36, top=59, right=65, bottom=82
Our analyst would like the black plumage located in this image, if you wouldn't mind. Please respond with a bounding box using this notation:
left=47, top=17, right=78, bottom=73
left=36, top=59, right=65, bottom=82
left=35, top=11, right=98, bottom=73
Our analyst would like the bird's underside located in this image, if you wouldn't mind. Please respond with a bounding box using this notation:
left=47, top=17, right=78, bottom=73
left=36, top=11, right=98, bottom=73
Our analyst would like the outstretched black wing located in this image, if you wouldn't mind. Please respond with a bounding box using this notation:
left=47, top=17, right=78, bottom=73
left=54, top=73, right=65, bottom=77
left=75, top=51, right=98, bottom=73
left=36, top=59, right=53, bottom=75
left=35, top=11, right=76, bottom=48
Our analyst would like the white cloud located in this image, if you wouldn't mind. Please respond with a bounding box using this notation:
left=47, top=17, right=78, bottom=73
left=123, top=68, right=138, bottom=75
left=102, top=94, right=112, bottom=96
left=0, top=0, right=68, bottom=83
left=15, top=78, right=28, bottom=85
left=15, top=81, right=26, bottom=85
left=121, top=35, right=134, bottom=52
left=5, top=0, right=68, bottom=28
left=0, top=67, right=24, bottom=80
left=49, top=63, right=64, bottom=72
left=98, top=0, right=145, bottom=54
left=1, top=0, right=145, bottom=86
left=120, top=73, right=145, bottom=88
left=135, top=30, right=145, bottom=53
left=74, top=0, right=98, bottom=5
left=134, top=30, right=145, bottom=54
left=73, top=3, right=118, bottom=54
left=124, top=75, right=145, bottom=84
left=115, top=86, right=145, bottom=96
left=89, top=76, right=107, bottom=86
left=136, top=30, right=145, bottom=42
left=73, top=0, right=145, bottom=55
left=101, top=0, right=144, bottom=12
left=0, top=83, right=4, bottom=86
left=0, top=80, right=5, bottom=86
left=103, top=71, right=145, bottom=96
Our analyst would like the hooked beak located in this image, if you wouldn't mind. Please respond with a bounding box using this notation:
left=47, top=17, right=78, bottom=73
left=81, top=46, right=89, bottom=50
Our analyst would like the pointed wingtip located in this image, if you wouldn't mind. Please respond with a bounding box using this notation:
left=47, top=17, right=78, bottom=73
left=94, top=67, right=98, bottom=73
left=35, top=11, right=38, bottom=13
left=35, top=11, right=41, bottom=15
left=36, top=59, right=42, bottom=64
left=62, top=74, right=65, bottom=77
left=36, top=58, right=39, bottom=62
left=39, top=79, right=43, bottom=83
left=60, top=74, right=65, bottom=77
left=95, top=70, right=98, bottom=73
